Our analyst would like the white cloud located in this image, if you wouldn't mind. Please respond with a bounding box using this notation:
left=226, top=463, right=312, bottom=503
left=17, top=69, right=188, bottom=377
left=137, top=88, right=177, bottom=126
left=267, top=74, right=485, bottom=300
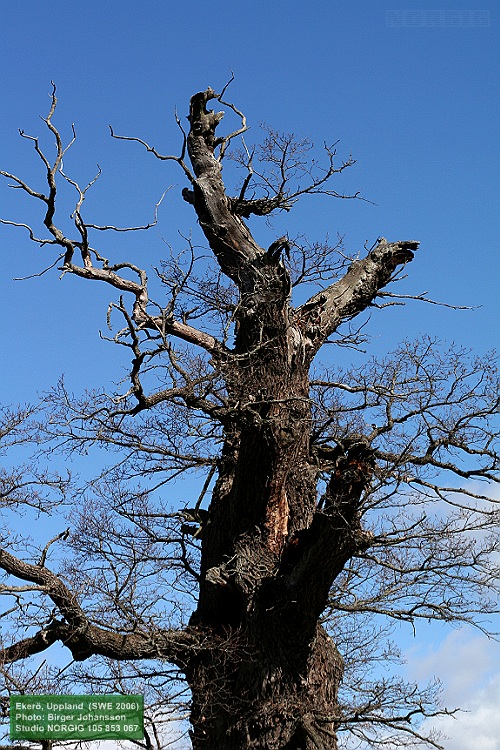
left=405, top=627, right=500, bottom=750
left=422, top=674, right=500, bottom=750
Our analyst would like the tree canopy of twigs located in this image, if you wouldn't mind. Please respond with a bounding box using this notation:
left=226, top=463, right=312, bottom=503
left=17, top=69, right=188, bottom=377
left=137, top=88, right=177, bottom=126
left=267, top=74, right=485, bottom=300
left=0, top=81, right=498, bottom=750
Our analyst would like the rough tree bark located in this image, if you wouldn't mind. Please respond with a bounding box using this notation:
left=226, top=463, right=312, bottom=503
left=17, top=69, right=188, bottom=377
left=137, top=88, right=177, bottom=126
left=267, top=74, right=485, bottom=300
left=3, top=85, right=496, bottom=750
left=172, top=89, right=417, bottom=749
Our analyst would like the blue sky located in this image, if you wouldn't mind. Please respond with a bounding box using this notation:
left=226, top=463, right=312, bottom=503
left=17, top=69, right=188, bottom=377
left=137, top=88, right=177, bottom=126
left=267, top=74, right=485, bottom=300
left=1, top=1, right=499, bottom=747
left=1, top=0, right=499, bottom=392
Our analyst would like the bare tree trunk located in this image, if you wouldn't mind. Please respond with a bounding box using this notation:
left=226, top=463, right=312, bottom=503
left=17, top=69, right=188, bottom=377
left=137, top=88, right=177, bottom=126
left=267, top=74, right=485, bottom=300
left=188, top=625, right=343, bottom=749
left=187, top=323, right=342, bottom=747
left=176, top=87, right=383, bottom=748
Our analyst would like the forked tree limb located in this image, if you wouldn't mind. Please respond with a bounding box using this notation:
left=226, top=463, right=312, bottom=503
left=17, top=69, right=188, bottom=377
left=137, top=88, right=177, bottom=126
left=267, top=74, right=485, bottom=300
left=0, top=548, right=198, bottom=667
left=295, top=238, right=419, bottom=355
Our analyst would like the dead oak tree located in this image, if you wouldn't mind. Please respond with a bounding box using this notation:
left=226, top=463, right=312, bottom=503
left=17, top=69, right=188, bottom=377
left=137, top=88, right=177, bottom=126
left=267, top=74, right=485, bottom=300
left=1, top=84, right=499, bottom=750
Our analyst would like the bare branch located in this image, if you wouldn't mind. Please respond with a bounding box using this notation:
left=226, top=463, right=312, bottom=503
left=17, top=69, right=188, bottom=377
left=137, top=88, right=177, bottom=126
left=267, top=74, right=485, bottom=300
left=296, top=238, right=419, bottom=356
left=109, top=126, right=195, bottom=183
left=0, top=219, right=59, bottom=248
left=377, top=290, right=478, bottom=310
left=0, top=547, right=200, bottom=667
left=85, top=188, right=170, bottom=232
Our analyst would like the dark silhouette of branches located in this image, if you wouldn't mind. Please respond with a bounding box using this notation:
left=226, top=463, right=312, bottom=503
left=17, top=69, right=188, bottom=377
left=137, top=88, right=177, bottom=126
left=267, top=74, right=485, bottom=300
left=1, top=83, right=498, bottom=750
